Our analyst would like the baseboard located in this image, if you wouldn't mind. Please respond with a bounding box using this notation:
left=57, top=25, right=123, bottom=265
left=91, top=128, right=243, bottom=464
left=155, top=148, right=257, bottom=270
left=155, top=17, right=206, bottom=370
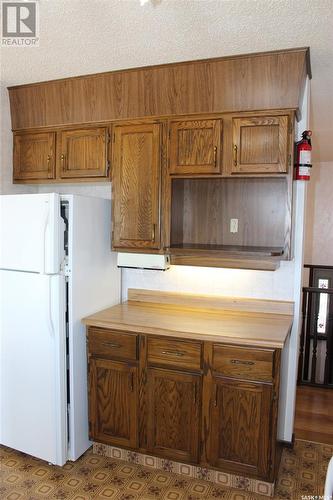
left=93, top=442, right=275, bottom=497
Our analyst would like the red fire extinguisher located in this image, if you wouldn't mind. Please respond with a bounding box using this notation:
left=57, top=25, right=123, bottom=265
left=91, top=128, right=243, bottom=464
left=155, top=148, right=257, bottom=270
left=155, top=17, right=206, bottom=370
left=295, top=130, right=312, bottom=180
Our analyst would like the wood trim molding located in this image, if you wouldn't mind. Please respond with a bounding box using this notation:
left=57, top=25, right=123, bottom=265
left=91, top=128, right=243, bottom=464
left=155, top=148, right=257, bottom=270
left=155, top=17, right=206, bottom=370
left=8, top=48, right=310, bottom=130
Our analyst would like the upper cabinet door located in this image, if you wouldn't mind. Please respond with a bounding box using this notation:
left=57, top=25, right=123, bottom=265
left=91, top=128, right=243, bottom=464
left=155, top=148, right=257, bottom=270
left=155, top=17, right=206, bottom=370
left=169, top=119, right=222, bottom=175
left=59, top=127, right=110, bottom=179
left=13, top=132, right=56, bottom=181
left=231, top=115, right=289, bottom=174
left=112, top=123, right=161, bottom=249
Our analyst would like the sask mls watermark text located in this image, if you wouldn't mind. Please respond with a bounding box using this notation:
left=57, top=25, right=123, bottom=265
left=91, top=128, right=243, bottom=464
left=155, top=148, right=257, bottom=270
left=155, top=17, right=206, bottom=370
left=1, top=1, right=39, bottom=46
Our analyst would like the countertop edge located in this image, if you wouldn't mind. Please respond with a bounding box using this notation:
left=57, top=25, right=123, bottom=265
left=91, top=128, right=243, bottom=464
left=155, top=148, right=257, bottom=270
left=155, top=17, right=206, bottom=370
left=82, top=317, right=291, bottom=350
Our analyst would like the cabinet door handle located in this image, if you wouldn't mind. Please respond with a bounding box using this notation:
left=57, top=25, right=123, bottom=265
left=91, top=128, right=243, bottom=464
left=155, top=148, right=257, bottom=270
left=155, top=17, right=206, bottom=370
left=230, top=359, right=255, bottom=366
left=233, top=144, right=238, bottom=166
left=213, top=384, right=218, bottom=407
left=47, top=155, right=51, bottom=163
left=213, top=146, right=217, bottom=167
left=193, top=383, right=197, bottom=405
left=161, top=350, right=185, bottom=357
left=152, top=223, right=156, bottom=242
left=101, top=341, right=122, bottom=349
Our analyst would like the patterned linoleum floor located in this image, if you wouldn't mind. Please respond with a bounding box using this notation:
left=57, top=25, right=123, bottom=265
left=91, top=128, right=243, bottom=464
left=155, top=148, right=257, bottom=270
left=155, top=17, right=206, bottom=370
left=0, top=440, right=331, bottom=500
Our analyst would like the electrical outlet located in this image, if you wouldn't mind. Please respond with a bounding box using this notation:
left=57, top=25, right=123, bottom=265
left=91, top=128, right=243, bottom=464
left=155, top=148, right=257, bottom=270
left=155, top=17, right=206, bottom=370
left=230, top=218, right=238, bottom=233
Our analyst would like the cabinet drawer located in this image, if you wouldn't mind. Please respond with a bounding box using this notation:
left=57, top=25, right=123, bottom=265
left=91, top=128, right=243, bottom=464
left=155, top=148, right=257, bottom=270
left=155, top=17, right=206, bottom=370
left=147, top=337, right=202, bottom=371
left=212, top=345, right=274, bottom=382
left=88, top=327, right=138, bottom=361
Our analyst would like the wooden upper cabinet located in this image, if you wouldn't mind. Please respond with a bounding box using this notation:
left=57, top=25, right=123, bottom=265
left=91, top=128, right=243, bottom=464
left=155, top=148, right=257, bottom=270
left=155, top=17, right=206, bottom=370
left=169, top=119, right=222, bottom=175
left=112, top=122, right=161, bottom=249
left=208, top=377, right=272, bottom=478
left=13, top=132, right=55, bottom=181
left=231, top=115, right=289, bottom=174
left=89, top=358, right=138, bottom=449
left=59, top=127, right=110, bottom=179
left=147, top=368, right=201, bottom=463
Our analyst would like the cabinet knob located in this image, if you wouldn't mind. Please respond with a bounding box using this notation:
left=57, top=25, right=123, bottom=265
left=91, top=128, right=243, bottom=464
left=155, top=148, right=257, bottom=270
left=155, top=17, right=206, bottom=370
left=60, top=154, right=66, bottom=170
left=47, top=155, right=51, bottom=163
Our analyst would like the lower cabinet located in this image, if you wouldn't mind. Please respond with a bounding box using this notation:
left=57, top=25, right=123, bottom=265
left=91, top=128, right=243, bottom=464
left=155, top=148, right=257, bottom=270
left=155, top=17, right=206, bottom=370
left=146, top=368, right=201, bottom=463
left=208, top=377, right=272, bottom=478
left=87, top=328, right=280, bottom=481
left=88, top=357, right=138, bottom=448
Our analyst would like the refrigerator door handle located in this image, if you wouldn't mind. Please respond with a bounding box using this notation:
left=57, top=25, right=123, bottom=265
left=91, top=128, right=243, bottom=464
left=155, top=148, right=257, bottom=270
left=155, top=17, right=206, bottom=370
left=41, top=206, right=50, bottom=275
left=46, top=276, right=55, bottom=337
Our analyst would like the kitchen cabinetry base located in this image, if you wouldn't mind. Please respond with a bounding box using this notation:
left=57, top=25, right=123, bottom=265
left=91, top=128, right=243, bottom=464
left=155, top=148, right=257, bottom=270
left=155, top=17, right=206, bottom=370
left=92, top=442, right=275, bottom=498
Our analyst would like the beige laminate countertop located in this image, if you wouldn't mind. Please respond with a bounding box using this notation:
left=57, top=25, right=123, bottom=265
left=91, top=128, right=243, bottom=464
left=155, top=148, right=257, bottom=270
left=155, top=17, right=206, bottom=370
left=83, top=289, right=294, bottom=349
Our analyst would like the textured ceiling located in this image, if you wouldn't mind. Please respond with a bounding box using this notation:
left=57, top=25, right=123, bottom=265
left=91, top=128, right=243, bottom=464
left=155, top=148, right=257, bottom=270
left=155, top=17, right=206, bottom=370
left=1, top=0, right=332, bottom=161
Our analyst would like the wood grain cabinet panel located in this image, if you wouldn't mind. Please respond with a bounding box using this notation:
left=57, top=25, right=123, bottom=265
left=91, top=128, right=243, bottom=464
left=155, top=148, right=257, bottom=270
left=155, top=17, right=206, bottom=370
left=169, top=119, right=222, bottom=175
left=86, top=327, right=281, bottom=481
left=212, top=345, right=274, bottom=382
left=89, top=358, right=138, bottom=448
left=88, top=327, right=138, bottom=361
left=209, top=377, right=272, bottom=478
left=147, top=337, right=202, bottom=371
left=13, top=131, right=56, bottom=181
left=231, top=115, right=289, bottom=174
left=59, top=127, right=110, bottom=179
left=147, top=368, right=201, bottom=463
left=112, top=122, right=161, bottom=249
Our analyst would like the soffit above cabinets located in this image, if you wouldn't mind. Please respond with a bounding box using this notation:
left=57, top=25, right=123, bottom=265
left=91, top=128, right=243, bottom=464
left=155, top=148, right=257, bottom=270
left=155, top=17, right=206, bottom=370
left=8, top=47, right=310, bottom=130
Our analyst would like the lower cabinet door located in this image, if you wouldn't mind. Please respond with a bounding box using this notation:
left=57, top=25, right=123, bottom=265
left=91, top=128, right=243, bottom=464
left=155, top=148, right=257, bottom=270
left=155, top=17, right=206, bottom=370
left=209, top=377, right=273, bottom=478
left=147, top=368, right=201, bottom=463
left=89, top=358, right=138, bottom=448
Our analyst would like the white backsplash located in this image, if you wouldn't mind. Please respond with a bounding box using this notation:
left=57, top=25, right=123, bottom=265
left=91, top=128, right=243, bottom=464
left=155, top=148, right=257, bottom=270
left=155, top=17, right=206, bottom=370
left=122, top=260, right=295, bottom=302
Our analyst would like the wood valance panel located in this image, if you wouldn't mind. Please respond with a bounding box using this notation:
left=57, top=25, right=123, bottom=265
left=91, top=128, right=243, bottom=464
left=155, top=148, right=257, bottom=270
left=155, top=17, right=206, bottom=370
left=8, top=48, right=310, bottom=131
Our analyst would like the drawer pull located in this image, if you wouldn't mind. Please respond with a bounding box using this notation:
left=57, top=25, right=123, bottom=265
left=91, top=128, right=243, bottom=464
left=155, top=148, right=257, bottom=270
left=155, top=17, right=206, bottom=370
left=101, top=341, right=122, bottom=349
left=230, top=359, right=255, bottom=366
left=161, top=350, right=185, bottom=357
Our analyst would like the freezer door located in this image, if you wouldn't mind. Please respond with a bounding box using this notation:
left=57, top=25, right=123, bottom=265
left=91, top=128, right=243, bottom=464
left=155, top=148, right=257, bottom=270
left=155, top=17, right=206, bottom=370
left=0, top=271, right=67, bottom=465
left=0, top=193, right=64, bottom=274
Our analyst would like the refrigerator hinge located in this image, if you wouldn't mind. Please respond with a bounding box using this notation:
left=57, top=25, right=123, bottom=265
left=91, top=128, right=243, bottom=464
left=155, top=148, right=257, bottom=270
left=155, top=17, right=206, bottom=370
left=62, top=258, right=71, bottom=278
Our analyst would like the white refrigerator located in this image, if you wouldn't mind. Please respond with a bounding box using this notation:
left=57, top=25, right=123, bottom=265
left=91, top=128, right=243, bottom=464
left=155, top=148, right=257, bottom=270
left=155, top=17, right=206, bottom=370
left=0, top=193, right=120, bottom=466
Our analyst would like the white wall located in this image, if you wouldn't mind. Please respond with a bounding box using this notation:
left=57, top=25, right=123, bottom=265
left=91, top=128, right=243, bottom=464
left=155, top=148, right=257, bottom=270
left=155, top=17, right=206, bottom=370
left=305, top=161, right=333, bottom=266
left=122, top=263, right=295, bottom=301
